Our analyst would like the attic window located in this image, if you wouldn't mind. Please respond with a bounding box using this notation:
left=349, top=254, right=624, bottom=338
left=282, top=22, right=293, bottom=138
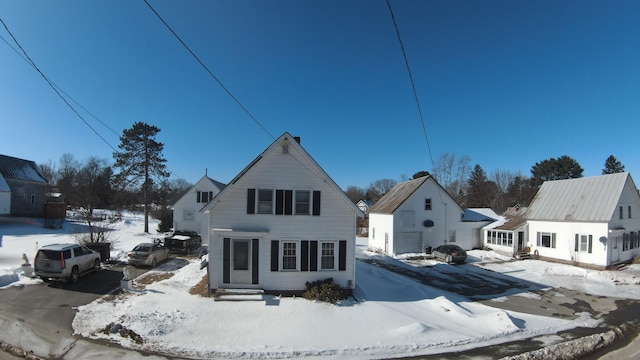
left=282, top=138, right=290, bottom=154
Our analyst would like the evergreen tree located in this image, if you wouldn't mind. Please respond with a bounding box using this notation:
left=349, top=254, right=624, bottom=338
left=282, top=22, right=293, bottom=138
left=530, top=155, right=583, bottom=188
left=466, top=164, right=499, bottom=208
left=113, top=122, right=169, bottom=233
left=602, top=155, right=625, bottom=174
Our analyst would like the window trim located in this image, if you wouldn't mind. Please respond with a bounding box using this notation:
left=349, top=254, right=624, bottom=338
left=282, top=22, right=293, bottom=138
left=320, top=241, right=336, bottom=270
left=425, top=198, right=432, bottom=210
left=295, top=190, right=311, bottom=215
left=257, top=189, right=274, bottom=214
left=281, top=241, right=298, bottom=271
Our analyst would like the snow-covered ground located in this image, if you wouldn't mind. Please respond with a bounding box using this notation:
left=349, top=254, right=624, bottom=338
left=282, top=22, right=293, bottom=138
left=1, top=211, right=639, bottom=359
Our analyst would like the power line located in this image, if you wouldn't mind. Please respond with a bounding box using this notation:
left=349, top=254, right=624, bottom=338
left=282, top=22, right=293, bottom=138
left=0, top=33, right=121, bottom=138
left=386, top=0, right=435, bottom=169
left=0, top=18, right=118, bottom=151
left=143, top=0, right=275, bottom=141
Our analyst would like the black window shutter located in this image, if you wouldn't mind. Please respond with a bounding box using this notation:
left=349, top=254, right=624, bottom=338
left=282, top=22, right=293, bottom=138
left=252, top=239, right=259, bottom=284
left=313, top=191, right=321, bottom=216
left=247, top=189, right=256, bottom=214
left=310, top=241, right=318, bottom=271
left=275, top=190, right=284, bottom=215
left=271, top=240, right=279, bottom=271
left=223, top=238, right=230, bottom=283
left=285, top=190, right=293, bottom=215
left=338, top=240, right=347, bottom=271
left=301, top=241, right=309, bottom=271
left=574, top=234, right=579, bottom=252
left=588, top=235, right=593, bottom=253
left=197, top=191, right=201, bottom=203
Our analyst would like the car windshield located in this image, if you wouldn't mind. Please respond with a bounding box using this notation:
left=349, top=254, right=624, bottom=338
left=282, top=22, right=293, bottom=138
left=133, top=245, right=151, bottom=252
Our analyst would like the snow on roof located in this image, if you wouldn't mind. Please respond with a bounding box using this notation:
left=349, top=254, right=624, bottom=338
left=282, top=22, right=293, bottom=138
left=463, top=208, right=501, bottom=222
left=0, top=154, right=47, bottom=184
left=527, top=172, right=633, bottom=222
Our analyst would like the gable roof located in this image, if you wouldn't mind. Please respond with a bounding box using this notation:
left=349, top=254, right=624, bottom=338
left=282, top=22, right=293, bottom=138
left=0, top=155, right=47, bottom=184
left=201, top=132, right=363, bottom=216
left=369, top=176, right=460, bottom=214
left=484, top=206, right=529, bottom=231
left=527, top=172, right=635, bottom=222
left=463, top=208, right=501, bottom=222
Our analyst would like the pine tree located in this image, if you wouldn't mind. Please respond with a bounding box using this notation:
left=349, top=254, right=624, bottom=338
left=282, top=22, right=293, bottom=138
left=602, top=155, right=625, bottom=175
left=530, top=155, right=583, bottom=187
left=113, top=122, right=169, bottom=233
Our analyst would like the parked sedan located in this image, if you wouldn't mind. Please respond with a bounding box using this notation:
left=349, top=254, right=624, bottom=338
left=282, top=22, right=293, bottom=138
left=432, top=244, right=467, bottom=264
left=127, top=243, right=170, bottom=268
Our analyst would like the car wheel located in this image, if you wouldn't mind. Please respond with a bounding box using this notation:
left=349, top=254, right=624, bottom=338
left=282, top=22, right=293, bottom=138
left=69, top=267, right=80, bottom=283
left=40, top=276, right=50, bottom=283
left=445, top=255, right=452, bottom=264
left=94, top=259, right=101, bottom=272
left=151, top=258, right=157, bottom=268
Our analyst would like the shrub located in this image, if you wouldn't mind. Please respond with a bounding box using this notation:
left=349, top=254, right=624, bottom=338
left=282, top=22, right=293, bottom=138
left=633, top=255, right=640, bottom=264
left=302, top=278, right=347, bottom=304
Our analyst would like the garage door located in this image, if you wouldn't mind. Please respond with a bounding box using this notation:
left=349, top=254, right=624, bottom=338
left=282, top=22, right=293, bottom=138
left=395, top=232, right=422, bottom=254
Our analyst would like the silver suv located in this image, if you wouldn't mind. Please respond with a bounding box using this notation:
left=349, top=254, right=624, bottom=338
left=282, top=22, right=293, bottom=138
left=34, top=244, right=101, bottom=283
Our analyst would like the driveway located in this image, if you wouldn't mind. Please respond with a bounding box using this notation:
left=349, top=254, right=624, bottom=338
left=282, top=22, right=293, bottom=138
left=360, top=256, right=640, bottom=359
left=0, top=263, right=168, bottom=360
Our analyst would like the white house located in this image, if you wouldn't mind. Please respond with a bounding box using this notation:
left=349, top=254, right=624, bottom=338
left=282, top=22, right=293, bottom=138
left=527, top=172, right=640, bottom=269
left=172, top=174, right=226, bottom=244
left=356, top=199, right=371, bottom=215
left=201, top=133, right=363, bottom=293
left=0, top=172, right=10, bottom=215
left=368, top=176, right=465, bottom=255
left=460, top=208, right=502, bottom=250
left=482, top=206, right=529, bottom=257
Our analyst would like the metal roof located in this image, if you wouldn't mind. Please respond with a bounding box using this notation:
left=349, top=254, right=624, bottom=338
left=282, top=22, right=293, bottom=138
left=527, top=172, right=632, bottom=222
left=369, top=176, right=430, bottom=214
left=0, top=154, right=47, bottom=184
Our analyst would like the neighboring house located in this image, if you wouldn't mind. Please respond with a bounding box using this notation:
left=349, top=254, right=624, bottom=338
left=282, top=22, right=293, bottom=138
left=460, top=208, right=502, bottom=249
left=201, top=133, right=363, bottom=293
left=0, top=172, right=10, bottom=215
left=172, top=174, right=226, bottom=244
left=482, top=206, right=529, bottom=257
left=0, top=155, right=48, bottom=217
left=368, top=176, right=465, bottom=255
left=356, top=199, right=371, bottom=215
left=527, top=172, right=640, bottom=269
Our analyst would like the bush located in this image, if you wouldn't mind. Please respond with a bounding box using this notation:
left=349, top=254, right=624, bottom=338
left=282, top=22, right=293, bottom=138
left=302, top=278, right=347, bottom=304
left=633, top=255, right=640, bottom=264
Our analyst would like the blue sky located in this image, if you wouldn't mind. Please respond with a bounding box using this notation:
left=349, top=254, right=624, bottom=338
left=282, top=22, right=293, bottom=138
left=1, top=1, right=638, bottom=190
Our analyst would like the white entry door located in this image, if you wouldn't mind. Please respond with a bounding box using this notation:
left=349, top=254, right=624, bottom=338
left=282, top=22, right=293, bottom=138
left=231, top=239, right=251, bottom=284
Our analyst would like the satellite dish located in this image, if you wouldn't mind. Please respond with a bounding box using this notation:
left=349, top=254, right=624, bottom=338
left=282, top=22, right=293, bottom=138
left=423, top=220, right=434, bottom=228
left=599, top=236, right=607, bottom=245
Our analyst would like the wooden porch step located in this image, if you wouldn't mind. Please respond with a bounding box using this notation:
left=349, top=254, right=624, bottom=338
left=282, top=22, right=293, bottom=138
left=515, top=252, right=531, bottom=260
left=214, top=288, right=265, bottom=301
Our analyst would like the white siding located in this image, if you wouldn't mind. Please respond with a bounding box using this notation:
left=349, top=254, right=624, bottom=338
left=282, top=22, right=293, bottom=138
left=173, top=176, right=223, bottom=244
left=368, top=213, right=393, bottom=253
left=528, top=220, right=610, bottom=267
left=207, top=136, right=358, bottom=291
left=392, top=181, right=463, bottom=252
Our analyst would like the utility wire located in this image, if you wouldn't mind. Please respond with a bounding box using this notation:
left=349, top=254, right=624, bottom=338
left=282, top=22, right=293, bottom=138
left=0, top=18, right=118, bottom=151
left=386, top=0, right=435, bottom=168
left=0, top=33, right=120, bottom=138
left=143, top=0, right=275, bottom=141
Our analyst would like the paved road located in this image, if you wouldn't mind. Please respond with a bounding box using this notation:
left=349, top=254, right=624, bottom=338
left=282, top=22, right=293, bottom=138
left=0, top=263, right=169, bottom=360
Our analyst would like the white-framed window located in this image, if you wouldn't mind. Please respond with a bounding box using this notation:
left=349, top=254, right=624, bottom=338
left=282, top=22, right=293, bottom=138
left=258, top=189, right=273, bottom=214
left=425, top=198, right=432, bottom=210
left=449, top=230, right=456, bottom=242
left=197, top=191, right=214, bottom=203
left=295, top=190, right=310, bottom=215
left=320, top=241, right=336, bottom=270
left=574, top=234, right=593, bottom=253
left=282, top=241, right=297, bottom=270
left=537, top=232, right=556, bottom=248
left=183, top=208, right=194, bottom=220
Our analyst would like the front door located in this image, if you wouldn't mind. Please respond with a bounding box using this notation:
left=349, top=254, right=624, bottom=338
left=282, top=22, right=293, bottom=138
left=231, top=239, right=251, bottom=284
left=517, top=231, right=525, bottom=251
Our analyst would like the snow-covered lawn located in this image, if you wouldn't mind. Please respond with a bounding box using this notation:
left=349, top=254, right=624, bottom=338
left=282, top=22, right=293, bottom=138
left=1, top=212, right=639, bottom=359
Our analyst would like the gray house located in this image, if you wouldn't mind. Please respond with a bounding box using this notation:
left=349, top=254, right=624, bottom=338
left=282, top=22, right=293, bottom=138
left=0, top=155, right=48, bottom=217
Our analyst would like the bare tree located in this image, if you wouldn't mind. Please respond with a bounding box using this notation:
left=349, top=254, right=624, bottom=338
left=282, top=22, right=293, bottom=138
left=344, top=185, right=366, bottom=204
left=368, top=178, right=397, bottom=202
left=431, top=153, right=470, bottom=204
